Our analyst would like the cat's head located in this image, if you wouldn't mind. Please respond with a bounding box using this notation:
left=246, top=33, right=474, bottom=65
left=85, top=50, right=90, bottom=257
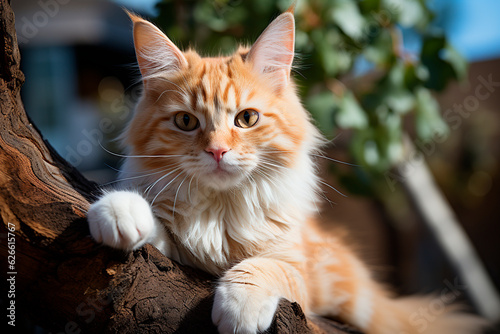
left=122, top=10, right=322, bottom=192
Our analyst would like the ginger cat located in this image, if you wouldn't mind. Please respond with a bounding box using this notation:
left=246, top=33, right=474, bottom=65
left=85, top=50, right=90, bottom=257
left=87, top=9, right=486, bottom=334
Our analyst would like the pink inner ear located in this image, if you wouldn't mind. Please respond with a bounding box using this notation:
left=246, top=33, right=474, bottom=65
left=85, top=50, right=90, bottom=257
left=247, top=12, right=295, bottom=90
left=132, top=19, right=187, bottom=81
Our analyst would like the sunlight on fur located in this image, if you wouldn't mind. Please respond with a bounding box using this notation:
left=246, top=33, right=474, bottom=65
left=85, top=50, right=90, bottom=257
left=86, top=8, right=488, bottom=334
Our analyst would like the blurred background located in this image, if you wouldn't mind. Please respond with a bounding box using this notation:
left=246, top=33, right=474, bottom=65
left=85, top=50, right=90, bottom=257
left=11, top=0, right=500, bottom=332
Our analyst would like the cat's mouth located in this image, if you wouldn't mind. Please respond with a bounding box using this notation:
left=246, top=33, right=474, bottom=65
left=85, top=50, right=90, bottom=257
left=214, top=166, right=229, bottom=175
left=210, top=164, right=237, bottom=179
left=202, top=163, right=246, bottom=190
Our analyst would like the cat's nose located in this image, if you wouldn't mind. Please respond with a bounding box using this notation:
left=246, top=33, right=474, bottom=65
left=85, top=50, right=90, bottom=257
left=205, top=147, right=229, bottom=163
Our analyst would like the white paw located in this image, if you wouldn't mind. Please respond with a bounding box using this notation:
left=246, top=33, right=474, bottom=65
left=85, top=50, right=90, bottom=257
left=212, top=280, right=280, bottom=334
left=87, top=191, right=156, bottom=251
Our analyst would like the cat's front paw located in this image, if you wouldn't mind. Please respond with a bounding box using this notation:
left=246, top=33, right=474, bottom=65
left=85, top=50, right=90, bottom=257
left=212, top=278, right=280, bottom=334
left=87, top=191, right=156, bottom=251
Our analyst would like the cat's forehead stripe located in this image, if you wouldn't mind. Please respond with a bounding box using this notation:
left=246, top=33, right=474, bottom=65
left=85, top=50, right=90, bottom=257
left=190, top=59, right=243, bottom=115
left=199, top=62, right=207, bottom=79
left=200, top=74, right=211, bottom=103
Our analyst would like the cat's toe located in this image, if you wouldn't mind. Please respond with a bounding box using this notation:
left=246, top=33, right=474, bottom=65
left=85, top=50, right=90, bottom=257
left=87, top=191, right=155, bottom=250
left=212, top=280, right=279, bottom=334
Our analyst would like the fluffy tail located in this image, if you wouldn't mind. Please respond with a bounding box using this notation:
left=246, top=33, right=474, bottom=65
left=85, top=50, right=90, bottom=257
left=302, top=226, right=489, bottom=333
left=368, top=293, right=489, bottom=334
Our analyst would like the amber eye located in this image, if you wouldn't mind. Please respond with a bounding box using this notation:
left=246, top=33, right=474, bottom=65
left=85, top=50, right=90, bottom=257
left=235, top=109, right=259, bottom=128
left=174, top=112, right=199, bottom=131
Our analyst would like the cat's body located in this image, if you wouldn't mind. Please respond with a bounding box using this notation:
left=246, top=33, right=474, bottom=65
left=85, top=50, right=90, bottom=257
left=87, top=9, right=486, bottom=334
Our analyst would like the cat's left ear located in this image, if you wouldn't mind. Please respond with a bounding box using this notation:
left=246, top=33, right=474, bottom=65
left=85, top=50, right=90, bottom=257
left=247, top=7, right=295, bottom=93
left=126, top=11, right=187, bottom=84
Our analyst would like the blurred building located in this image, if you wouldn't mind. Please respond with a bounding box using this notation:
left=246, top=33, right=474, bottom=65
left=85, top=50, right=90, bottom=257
left=13, top=0, right=140, bottom=181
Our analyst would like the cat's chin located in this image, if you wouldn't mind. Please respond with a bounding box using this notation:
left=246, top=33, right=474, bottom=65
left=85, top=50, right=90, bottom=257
left=201, top=169, right=246, bottom=191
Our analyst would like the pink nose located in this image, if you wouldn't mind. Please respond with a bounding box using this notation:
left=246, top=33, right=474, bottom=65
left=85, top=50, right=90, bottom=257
left=205, top=147, right=229, bottom=163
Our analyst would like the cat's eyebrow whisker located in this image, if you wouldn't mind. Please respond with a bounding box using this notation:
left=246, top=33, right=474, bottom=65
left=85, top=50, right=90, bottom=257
left=178, top=72, right=191, bottom=93
left=318, top=179, right=347, bottom=198
left=153, top=89, right=185, bottom=105
left=156, top=77, right=190, bottom=97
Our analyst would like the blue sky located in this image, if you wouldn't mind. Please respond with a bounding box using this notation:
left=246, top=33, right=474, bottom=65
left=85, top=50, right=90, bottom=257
left=432, top=0, right=500, bottom=61
left=113, top=0, right=159, bottom=16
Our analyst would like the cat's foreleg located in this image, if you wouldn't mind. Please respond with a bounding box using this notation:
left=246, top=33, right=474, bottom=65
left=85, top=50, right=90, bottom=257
left=212, top=257, right=307, bottom=334
left=87, top=190, right=169, bottom=254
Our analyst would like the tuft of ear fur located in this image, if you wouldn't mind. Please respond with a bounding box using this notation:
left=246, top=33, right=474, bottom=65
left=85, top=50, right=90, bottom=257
left=126, top=11, right=187, bottom=84
left=247, top=10, right=295, bottom=93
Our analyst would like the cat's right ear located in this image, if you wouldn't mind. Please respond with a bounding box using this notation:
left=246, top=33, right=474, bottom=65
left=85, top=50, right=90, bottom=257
left=126, top=11, right=187, bottom=84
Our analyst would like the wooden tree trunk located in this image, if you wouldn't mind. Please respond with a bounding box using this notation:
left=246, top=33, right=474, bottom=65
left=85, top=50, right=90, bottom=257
left=0, top=1, right=358, bottom=333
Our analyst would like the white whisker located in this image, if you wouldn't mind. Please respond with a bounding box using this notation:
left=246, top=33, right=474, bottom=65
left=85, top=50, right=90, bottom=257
left=318, top=179, right=347, bottom=198
left=155, top=77, right=189, bottom=96
left=259, top=148, right=357, bottom=167
left=254, top=168, right=281, bottom=190
left=146, top=167, right=181, bottom=197
left=102, top=166, right=173, bottom=186
left=311, top=154, right=358, bottom=167
left=153, top=89, right=185, bottom=104
left=151, top=172, right=183, bottom=207
left=259, top=159, right=288, bottom=170
left=99, top=142, right=183, bottom=159
left=116, top=164, right=177, bottom=175
left=173, top=175, right=188, bottom=221
left=187, top=174, right=195, bottom=203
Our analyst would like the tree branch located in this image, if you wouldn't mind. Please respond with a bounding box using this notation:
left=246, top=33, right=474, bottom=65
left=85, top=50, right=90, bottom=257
left=399, top=136, right=500, bottom=322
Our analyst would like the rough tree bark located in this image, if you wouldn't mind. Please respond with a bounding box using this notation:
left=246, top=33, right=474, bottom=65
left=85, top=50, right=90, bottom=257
left=0, top=1, right=360, bottom=333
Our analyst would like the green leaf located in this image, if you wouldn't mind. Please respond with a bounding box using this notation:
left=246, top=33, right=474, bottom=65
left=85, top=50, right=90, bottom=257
left=359, top=0, right=382, bottom=14
left=364, top=139, right=380, bottom=166
left=295, top=30, right=311, bottom=51
left=335, top=92, right=369, bottom=129
left=404, top=63, right=429, bottom=90
left=385, top=88, right=415, bottom=113
left=306, top=91, right=337, bottom=135
left=330, top=0, right=366, bottom=40
left=363, top=29, right=394, bottom=66
left=384, top=113, right=404, bottom=163
left=382, top=0, right=427, bottom=28
left=311, top=29, right=352, bottom=76
left=415, top=87, right=449, bottom=141
left=421, top=35, right=463, bottom=90
left=387, top=60, right=405, bottom=86
left=380, top=62, right=415, bottom=113
left=441, top=43, right=468, bottom=80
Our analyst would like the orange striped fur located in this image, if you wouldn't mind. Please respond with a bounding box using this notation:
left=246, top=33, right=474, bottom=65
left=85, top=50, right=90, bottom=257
left=88, top=10, right=488, bottom=334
